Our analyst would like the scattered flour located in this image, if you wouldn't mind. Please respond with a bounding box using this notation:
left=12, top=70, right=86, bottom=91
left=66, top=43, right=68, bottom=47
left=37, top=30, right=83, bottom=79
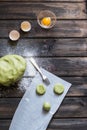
left=18, top=78, right=32, bottom=92
left=24, top=59, right=36, bottom=77
left=18, top=58, right=37, bottom=92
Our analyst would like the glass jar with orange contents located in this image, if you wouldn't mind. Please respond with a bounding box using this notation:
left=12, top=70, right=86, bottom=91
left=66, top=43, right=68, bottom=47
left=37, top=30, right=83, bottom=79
left=37, top=10, right=56, bottom=29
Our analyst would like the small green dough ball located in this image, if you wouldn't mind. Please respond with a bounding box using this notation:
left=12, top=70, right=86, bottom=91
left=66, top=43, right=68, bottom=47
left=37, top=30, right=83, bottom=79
left=36, top=84, right=46, bottom=95
left=43, top=102, right=51, bottom=111
left=53, top=83, right=64, bottom=95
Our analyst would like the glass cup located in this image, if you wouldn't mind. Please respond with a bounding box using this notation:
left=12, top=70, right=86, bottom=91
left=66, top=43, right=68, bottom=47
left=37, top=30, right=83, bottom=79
left=37, top=10, right=57, bottom=29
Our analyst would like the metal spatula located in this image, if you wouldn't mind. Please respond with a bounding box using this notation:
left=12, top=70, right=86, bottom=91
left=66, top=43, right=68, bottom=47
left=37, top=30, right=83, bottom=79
left=30, top=58, right=50, bottom=85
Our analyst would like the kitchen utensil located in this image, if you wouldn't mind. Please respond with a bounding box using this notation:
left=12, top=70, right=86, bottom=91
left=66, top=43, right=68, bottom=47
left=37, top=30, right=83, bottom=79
left=30, top=57, right=50, bottom=85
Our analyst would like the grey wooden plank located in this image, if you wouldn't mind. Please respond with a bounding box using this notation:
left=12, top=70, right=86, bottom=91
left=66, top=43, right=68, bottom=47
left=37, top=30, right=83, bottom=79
left=0, top=20, right=87, bottom=38
left=0, top=0, right=85, bottom=2
left=0, top=97, right=87, bottom=119
left=0, top=38, right=87, bottom=57
left=0, top=118, right=87, bottom=130
left=23, top=57, right=87, bottom=77
left=0, top=2, right=85, bottom=19
left=49, top=118, right=87, bottom=130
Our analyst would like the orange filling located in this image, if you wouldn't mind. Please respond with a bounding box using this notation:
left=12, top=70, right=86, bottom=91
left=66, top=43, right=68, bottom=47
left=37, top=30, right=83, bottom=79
left=41, top=17, right=51, bottom=26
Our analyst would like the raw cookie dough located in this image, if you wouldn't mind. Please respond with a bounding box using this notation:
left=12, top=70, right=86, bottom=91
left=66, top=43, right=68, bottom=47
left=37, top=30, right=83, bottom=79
left=53, top=83, right=64, bottom=95
left=0, top=55, right=26, bottom=86
left=36, top=84, right=46, bottom=95
left=43, top=102, right=51, bottom=111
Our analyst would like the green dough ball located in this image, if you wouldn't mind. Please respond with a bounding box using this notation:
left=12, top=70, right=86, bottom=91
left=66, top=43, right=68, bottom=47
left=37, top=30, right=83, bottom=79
left=43, top=102, right=51, bottom=111
left=53, top=83, right=64, bottom=95
left=0, top=55, right=26, bottom=86
left=36, top=84, right=46, bottom=95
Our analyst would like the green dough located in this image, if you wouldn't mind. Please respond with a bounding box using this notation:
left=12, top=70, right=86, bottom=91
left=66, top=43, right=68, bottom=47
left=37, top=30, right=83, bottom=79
left=0, top=55, right=26, bottom=86
left=53, top=83, right=64, bottom=95
left=36, top=84, right=46, bottom=95
left=43, top=102, right=51, bottom=111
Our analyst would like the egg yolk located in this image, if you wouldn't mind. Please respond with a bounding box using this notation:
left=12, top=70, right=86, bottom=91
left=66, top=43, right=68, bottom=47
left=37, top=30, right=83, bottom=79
left=41, top=17, right=51, bottom=26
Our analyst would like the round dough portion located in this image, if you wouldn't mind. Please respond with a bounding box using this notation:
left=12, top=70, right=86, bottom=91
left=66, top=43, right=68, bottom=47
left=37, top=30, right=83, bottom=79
left=43, top=102, right=51, bottom=111
left=53, top=83, right=64, bottom=95
left=36, top=84, right=46, bottom=95
left=0, top=55, right=26, bottom=86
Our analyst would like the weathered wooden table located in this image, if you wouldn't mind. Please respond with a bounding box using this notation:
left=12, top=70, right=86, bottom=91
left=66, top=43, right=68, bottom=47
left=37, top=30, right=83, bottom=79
left=0, top=0, right=87, bottom=130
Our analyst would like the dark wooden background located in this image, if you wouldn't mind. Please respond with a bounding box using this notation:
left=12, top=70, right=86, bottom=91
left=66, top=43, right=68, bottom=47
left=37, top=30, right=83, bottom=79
left=0, top=0, right=87, bottom=130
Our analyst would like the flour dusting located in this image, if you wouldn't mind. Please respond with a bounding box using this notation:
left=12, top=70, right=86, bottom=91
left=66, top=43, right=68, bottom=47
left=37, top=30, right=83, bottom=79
left=18, top=58, right=37, bottom=92
left=24, top=59, right=36, bottom=77
left=18, top=78, right=32, bottom=92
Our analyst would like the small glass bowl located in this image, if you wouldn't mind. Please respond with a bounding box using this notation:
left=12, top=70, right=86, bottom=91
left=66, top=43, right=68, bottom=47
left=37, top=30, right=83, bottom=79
left=9, top=30, right=20, bottom=41
left=21, top=21, right=31, bottom=32
left=37, top=10, right=57, bottom=29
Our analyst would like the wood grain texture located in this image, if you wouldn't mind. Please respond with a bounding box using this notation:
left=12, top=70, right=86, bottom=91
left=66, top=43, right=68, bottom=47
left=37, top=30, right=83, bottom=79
left=0, top=118, right=87, bottom=130
left=23, top=57, right=87, bottom=76
left=0, top=97, right=87, bottom=119
left=0, top=120, right=9, bottom=130
left=0, top=77, right=87, bottom=97
left=0, top=2, right=86, bottom=19
left=0, top=0, right=85, bottom=2
left=0, top=38, right=87, bottom=57
left=0, top=20, right=87, bottom=38
left=0, top=0, right=86, bottom=130
left=49, top=118, right=87, bottom=130
left=0, top=57, right=87, bottom=76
